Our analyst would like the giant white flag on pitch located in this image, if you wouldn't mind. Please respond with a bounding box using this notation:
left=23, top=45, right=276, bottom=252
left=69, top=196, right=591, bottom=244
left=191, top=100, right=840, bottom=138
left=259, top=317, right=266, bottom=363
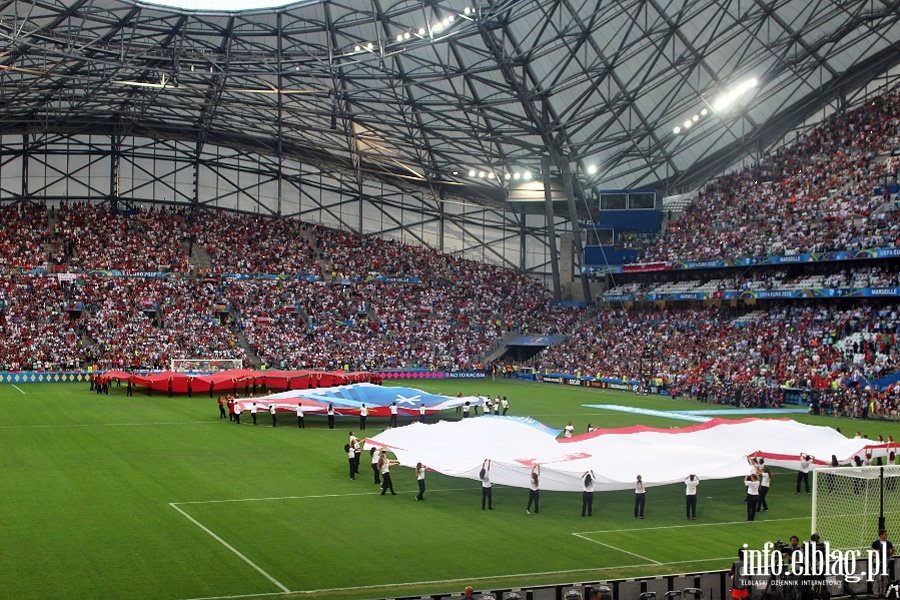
left=364, top=416, right=887, bottom=491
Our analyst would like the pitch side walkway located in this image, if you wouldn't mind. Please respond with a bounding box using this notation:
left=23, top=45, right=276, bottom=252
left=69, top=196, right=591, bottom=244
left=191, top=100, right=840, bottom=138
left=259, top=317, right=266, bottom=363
left=583, top=404, right=810, bottom=422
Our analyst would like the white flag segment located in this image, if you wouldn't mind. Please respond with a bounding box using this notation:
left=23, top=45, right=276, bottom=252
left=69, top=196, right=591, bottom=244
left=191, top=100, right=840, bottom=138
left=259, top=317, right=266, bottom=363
left=233, top=392, right=329, bottom=413
left=364, top=417, right=889, bottom=492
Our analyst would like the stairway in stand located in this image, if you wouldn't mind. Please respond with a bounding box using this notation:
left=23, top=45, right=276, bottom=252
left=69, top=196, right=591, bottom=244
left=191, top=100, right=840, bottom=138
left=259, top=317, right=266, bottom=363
left=234, top=327, right=263, bottom=369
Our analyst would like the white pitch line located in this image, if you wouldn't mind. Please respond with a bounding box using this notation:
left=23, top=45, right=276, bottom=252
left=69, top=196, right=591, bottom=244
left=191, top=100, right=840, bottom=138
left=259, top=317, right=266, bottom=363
left=572, top=533, right=662, bottom=564
left=294, top=556, right=738, bottom=596
left=183, top=593, right=291, bottom=600
left=575, top=515, right=807, bottom=535
left=174, top=495, right=754, bottom=599
left=181, top=555, right=741, bottom=600
left=173, top=487, right=475, bottom=505
left=169, top=503, right=291, bottom=594
left=11, top=384, right=26, bottom=394
left=182, top=556, right=738, bottom=600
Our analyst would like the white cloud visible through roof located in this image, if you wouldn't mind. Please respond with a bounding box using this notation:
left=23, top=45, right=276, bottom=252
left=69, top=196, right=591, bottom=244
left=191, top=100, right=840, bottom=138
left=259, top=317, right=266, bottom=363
left=137, top=0, right=299, bottom=11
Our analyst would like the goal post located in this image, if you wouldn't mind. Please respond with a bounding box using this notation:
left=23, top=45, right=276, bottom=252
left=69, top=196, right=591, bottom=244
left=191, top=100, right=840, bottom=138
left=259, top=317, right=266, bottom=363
left=812, top=465, right=900, bottom=550
left=170, top=358, right=243, bottom=374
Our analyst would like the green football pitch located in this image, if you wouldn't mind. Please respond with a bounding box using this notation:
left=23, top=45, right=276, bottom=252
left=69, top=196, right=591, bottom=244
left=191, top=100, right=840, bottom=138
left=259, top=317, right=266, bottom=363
left=1, top=379, right=894, bottom=600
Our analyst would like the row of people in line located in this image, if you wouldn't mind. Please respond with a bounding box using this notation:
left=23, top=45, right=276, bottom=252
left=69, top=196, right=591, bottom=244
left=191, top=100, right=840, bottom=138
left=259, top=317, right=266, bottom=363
left=359, top=455, right=711, bottom=522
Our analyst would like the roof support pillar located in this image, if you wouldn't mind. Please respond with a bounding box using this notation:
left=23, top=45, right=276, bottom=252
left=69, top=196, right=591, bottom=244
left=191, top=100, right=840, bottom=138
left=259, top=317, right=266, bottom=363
left=542, top=156, right=561, bottom=301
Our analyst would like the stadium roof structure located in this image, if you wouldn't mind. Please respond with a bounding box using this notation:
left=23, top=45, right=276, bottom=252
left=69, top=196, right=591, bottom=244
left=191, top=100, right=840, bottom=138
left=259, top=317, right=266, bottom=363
left=1, top=0, right=899, bottom=282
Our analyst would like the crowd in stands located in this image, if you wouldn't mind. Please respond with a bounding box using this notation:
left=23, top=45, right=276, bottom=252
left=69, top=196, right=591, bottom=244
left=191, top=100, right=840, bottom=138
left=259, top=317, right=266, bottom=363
left=814, top=384, right=900, bottom=419
left=78, top=278, right=243, bottom=370
left=1, top=90, right=900, bottom=409
left=0, top=276, right=82, bottom=371
left=52, top=203, right=190, bottom=272
left=188, top=210, right=320, bottom=275
left=641, top=91, right=900, bottom=263
left=0, top=205, right=583, bottom=372
left=0, top=275, right=244, bottom=371
left=226, top=275, right=580, bottom=371
left=537, top=303, right=900, bottom=399
left=0, top=203, right=48, bottom=270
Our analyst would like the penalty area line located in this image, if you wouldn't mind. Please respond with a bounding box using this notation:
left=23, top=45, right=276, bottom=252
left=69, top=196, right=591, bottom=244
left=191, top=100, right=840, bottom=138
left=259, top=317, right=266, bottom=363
left=169, top=503, right=291, bottom=594
left=11, top=385, right=26, bottom=394
left=574, top=515, right=806, bottom=535
left=572, top=533, right=662, bottom=564
left=296, top=556, right=739, bottom=596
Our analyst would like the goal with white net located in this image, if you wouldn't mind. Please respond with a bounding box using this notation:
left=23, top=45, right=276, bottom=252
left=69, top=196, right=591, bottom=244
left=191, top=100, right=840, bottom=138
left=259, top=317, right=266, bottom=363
left=170, top=358, right=243, bottom=374
left=812, top=464, right=900, bottom=550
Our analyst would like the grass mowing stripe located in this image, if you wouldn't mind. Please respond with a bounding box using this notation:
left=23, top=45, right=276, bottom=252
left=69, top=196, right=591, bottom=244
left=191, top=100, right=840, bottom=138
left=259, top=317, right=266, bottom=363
left=169, top=503, right=291, bottom=594
left=571, top=533, right=662, bottom=564
left=172, top=487, right=476, bottom=505
left=185, top=593, right=292, bottom=600
left=6, top=379, right=896, bottom=600
left=575, top=515, right=808, bottom=534
left=294, top=556, right=739, bottom=596
left=0, top=420, right=217, bottom=429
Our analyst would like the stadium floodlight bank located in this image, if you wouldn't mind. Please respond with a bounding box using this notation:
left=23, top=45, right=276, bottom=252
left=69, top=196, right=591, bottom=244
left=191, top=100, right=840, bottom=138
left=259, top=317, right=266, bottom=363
left=813, top=464, right=900, bottom=549
left=170, top=358, right=243, bottom=374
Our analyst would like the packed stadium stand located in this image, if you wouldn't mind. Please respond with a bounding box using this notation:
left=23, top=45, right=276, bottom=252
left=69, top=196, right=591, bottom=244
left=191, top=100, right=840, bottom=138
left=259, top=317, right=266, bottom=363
left=640, top=92, right=900, bottom=263
left=0, top=212, right=586, bottom=371
left=4, top=0, right=900, bottom=597
left=2, top=87, right=900, bottom=396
